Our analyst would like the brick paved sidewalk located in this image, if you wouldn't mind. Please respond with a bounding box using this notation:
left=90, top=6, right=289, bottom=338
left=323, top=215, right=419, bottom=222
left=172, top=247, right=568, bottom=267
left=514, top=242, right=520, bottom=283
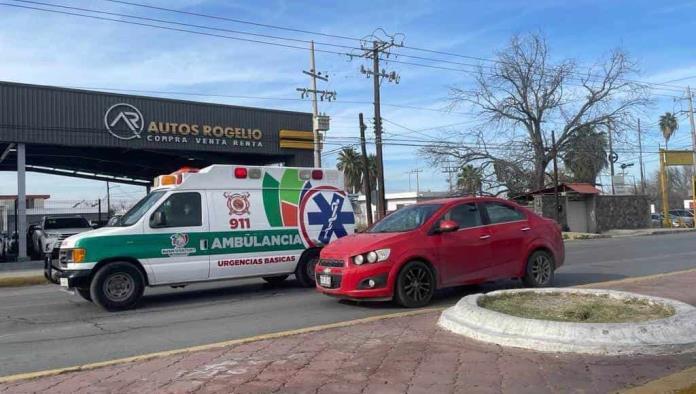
left=2, top=271, right=696, bottom=394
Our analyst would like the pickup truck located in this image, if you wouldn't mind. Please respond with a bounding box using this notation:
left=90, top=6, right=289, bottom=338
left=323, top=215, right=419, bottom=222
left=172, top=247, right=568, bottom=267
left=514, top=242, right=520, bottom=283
left=33, top=216, right=93, bottom=260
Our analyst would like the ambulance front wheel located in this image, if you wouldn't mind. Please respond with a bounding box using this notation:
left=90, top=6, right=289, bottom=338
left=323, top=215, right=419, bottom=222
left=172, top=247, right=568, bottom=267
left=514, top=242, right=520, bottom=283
left=90, top=262, right=145, bottom=311
left=295, top=250, right=320, bottom=288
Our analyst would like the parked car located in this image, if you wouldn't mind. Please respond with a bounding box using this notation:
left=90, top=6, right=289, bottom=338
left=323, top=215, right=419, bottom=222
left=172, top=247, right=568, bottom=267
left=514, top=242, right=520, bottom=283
left=316, top=196, right=565, bottom=307
left=27, top=224, right=43, bottom=259
left=668, top=209, right=694, bottom=228
left=652, top=212, right=682, bottom=228
left=0, top=233, right=6, bottom=261
left=33, top=216, right=93, bottom=262
left=105, top=214, right=123, bottom=227
left=651, top=213, right=662, bottom=228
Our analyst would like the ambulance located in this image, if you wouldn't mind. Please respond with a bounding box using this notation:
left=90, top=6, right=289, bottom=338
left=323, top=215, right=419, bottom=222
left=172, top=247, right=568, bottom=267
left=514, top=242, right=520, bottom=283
left=45, top=165, right=356, bottom=311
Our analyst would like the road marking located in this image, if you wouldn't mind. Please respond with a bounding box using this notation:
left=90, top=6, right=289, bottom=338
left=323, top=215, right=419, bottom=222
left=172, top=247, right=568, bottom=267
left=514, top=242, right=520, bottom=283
left=2, top=266, right=696, bottom=384
left=573, top=267, right=696, bottom=289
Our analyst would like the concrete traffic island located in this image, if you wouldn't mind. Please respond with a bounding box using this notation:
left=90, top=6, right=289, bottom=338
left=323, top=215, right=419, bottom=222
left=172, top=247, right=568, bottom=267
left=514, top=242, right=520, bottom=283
left=438, top=288, right=696, bottom=355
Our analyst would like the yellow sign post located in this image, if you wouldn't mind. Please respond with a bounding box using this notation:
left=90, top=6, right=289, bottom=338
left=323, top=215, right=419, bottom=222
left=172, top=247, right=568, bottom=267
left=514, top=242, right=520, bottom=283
left=659, top=149, right=696, bottom=228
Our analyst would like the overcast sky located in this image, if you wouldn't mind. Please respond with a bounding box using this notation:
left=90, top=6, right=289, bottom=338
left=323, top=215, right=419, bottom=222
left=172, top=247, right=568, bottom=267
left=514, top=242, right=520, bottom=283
left=1, top=0, right=695, bottom=202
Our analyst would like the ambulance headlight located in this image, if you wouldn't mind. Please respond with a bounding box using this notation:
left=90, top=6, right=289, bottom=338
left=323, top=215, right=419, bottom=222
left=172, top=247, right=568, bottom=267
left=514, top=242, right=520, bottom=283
left=71, top=248, right=86, bottom=263
left=64, top=248, right=86, bottom=263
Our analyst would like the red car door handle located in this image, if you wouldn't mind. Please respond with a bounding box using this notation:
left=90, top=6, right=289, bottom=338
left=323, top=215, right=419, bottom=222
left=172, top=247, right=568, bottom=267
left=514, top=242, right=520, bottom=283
left=521, top=227, right=531, bottom=231
left=480, top=234, right=491, bottom=240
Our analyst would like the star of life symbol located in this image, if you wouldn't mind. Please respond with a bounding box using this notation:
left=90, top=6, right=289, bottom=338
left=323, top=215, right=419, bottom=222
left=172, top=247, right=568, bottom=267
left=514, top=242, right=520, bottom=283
left=307, top=193, right=354, bottom=245
left=104, top=103, right=144, bottom=140
left=224, top=192, right=251, bottom=215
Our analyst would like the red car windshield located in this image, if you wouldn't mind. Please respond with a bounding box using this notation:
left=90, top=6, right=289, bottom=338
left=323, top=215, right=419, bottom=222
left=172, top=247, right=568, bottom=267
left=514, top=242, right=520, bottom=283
left=368, top=204, right=442, bottom=233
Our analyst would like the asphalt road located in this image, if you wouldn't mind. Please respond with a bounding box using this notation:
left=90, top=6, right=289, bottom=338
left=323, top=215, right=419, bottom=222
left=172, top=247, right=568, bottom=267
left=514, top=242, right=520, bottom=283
left=1, top=232, right=695, bottom=376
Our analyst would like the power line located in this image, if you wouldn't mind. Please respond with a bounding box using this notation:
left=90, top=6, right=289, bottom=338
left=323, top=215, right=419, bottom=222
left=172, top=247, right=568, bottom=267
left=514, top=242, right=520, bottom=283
left=6, top=0, right=686, bottom=96
left=98, top=0, right=688, bottom=93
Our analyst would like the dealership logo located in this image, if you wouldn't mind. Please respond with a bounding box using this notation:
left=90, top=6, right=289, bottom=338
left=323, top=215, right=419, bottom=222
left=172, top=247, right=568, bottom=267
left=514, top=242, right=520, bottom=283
left=104, top=103, right=144, bottom=140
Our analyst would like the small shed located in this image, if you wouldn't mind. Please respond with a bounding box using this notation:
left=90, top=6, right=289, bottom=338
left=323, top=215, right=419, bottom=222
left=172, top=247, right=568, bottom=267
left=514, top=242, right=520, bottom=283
left=526, top=183, right=601, bottom=233
left=524, top=183, right=650, bottom=233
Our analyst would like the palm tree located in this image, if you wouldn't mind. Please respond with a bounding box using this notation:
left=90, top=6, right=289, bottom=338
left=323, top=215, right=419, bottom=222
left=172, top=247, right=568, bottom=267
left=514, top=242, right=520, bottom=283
left=561, top=126, right=608, bottom=185
left=659, top=112, right=679, bottom=149
left=336, top=147, right=362, bottom=193
left=456, top=165, right=482, bottom=194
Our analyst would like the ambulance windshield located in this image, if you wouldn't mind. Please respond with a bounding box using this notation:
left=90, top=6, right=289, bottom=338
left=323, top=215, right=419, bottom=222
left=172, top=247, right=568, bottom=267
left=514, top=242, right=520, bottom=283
left=119, top=191, right=166, bottom=226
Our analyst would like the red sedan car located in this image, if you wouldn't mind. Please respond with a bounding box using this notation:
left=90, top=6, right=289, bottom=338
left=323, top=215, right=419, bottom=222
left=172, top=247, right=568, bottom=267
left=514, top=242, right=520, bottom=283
left=316, top=196, right=564, bottom=307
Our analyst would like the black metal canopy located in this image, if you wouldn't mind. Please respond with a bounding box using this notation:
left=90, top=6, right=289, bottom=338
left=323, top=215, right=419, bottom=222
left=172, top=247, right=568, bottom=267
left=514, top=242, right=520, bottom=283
left=0, top=81, right=314, bottom=186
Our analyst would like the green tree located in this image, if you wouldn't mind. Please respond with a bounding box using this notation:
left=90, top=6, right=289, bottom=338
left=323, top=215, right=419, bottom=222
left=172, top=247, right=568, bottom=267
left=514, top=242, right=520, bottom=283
left=659, top=112, right=679, bottom=149
left=456, top=165, right=482, bottom=194
left=336, top=147, right=362, bottom=193
left=561, top=126, right=608, bottom=185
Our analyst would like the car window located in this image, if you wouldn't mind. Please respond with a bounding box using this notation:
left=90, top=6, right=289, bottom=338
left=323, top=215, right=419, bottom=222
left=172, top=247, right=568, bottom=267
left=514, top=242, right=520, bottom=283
left=368, top=204, right=442, bottom=233
left=44, top=217, right=90, bottom=229
left=442, top=203, right=482, bottom=229
left=484, top=202, right=525, bottom=224
left=150, top=192, right=202, bottom=228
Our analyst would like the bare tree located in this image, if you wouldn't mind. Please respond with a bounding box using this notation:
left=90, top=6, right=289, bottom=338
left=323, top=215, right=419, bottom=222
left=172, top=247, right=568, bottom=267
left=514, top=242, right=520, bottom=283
left=423, top=33, right=649, bottom=194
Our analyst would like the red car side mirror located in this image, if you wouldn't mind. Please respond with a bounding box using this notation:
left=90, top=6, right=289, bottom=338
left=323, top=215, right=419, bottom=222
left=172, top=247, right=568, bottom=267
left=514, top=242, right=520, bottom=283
left=438, top=220, right=459, bottom=233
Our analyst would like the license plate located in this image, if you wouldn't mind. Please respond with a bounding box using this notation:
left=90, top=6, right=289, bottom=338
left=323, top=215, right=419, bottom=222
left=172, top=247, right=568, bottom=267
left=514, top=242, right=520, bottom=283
left=59, top=278, right=69, bottom=288
left=319, top=275, right=332, bottom=287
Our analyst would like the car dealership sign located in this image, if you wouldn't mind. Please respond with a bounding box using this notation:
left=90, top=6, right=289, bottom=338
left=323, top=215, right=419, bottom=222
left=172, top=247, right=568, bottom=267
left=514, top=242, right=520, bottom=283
left=104, top=102, right=264, bottom=148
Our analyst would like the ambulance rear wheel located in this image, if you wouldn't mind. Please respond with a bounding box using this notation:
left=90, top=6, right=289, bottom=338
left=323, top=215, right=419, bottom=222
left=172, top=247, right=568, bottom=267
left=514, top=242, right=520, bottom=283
left=295, top=251, right=319, bottom=288
left=90, top=262, right=145, bottom=311
left=262, top=275, right=289, bottom=285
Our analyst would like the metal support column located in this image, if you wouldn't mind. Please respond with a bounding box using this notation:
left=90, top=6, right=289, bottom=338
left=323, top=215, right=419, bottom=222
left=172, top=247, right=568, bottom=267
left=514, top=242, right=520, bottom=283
left=17, top=143, right=27, bottom=260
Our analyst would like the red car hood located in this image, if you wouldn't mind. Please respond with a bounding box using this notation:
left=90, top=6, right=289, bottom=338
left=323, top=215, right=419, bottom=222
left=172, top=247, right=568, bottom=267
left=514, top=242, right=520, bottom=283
left=323, top=231, right=409, bottom=257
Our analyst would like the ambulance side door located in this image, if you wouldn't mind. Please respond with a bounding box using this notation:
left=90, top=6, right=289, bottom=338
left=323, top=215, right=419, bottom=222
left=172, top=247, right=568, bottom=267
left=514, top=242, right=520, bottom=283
left=142, top=191, right=210, bottom=284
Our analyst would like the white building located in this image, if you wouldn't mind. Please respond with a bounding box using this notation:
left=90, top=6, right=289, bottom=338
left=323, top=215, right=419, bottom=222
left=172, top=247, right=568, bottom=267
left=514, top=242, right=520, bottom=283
left=353, top=191, right=455, bottom=228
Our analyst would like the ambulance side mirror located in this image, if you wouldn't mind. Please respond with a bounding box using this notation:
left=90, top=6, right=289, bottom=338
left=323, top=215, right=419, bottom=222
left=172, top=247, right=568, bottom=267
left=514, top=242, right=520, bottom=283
left=150, top=211, right=167, bottom=228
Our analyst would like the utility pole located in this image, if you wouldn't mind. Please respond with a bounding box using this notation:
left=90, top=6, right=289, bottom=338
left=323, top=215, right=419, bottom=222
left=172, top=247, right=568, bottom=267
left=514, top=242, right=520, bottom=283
left=608, top=121, right=616, bottom=195
left=687, top=86, right=696, bottom=214
left=296, top=41, right=336, bottom=168
left=552, top=130, right=561, bottom=225
left=637, top=119, right=646, bottom=194
left=358, top=39, right=401, bottom=220
left=410, top=169, right=422, bottom=195
left=359, top=113, right=373, bottom=226
left=106, top=181, right=111, bottom=218
left=442, top=165, right=458, bottom=194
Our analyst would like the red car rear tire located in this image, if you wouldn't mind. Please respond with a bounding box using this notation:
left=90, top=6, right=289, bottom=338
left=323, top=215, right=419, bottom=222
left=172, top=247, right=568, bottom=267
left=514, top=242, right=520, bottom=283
left=523, top=250, right=555, bottom=287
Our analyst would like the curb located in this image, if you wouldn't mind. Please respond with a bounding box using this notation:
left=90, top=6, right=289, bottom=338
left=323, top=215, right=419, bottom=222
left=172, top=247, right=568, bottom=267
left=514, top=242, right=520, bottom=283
left=438, top=288, right=696, bottom=355
left=564, top=228, right=696, bottom=241
left=0, top=274, right=47, bottom=288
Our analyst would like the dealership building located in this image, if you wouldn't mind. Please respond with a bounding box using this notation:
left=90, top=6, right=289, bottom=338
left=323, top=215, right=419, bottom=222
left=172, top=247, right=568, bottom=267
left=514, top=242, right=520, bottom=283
left=0, top=80, right=316, bottom=259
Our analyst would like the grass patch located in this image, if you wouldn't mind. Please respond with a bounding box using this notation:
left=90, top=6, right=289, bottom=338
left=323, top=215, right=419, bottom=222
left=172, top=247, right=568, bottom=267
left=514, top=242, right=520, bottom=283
left=479, top=292, right=674, bottom=323
left=0, top=276, right=48, bottom=288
